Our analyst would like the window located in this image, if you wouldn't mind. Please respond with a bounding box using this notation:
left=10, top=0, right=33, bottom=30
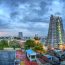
left=31, top=55, right=35, bottom=59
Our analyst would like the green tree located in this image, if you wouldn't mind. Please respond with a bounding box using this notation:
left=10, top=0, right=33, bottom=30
left=24, top=39, right=35, bottom=50
left=9, top=40, right=20, bottom=49
left=25, top=39, right=46, bottom=53
left=0, top=41, right=3, bottom=50
left=0, top=40, right=9, bottom=50
left=34, top=37, right=40, bottom=40
left=33, top=43, right=45, bottom=53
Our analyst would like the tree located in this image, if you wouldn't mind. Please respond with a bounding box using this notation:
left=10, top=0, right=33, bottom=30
left=34, top=36, right=40, bottom=40
left=33, top=43, right=45, bottom=53
left=0, top=41, right=3, bottom=50
left=25, top=39, right=45, bottom=53
left=0, top=40, right=9, bottom=50
left=24, top=39, right=35, bottom=50
left=9, top=40, right=20, bottom=49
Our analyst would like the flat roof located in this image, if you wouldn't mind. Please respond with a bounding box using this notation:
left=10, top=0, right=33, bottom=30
left=44, top=55, right=52, bottom=58
left=26, top=49, right=36, bottom=55
left=0, top=51, right=15, bottom=65
left=54, top=50, right=62, bottom=52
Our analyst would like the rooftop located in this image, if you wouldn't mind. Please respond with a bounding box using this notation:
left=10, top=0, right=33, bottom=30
left=26, top=49, right=36, bottom=55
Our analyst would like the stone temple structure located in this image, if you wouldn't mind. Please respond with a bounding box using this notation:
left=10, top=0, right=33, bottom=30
left=46, top=15, right=65, bottom=48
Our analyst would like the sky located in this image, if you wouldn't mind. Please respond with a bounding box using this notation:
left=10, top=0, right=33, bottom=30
left=0, top=0, right=65, bottom=37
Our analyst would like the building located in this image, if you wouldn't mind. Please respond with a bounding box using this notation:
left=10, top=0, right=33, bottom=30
left=18, top=32, right=23, bottom=39
left=46, top=15, right=65, bottom=48
left=26, top=49, right=37, bottom=61
left=0, top=51, right=15, bottom=65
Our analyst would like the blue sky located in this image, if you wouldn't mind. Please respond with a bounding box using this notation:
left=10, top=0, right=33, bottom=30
left=0, top=0, right=65, bottom=37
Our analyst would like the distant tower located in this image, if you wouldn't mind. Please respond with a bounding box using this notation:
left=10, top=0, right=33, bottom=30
left=18, top=32, right=23, bottom=39
left=46, top=15, right=65, bottom=48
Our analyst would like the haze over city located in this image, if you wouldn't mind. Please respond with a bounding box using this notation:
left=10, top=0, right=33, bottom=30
left=0, top=0, right=65, bottom=37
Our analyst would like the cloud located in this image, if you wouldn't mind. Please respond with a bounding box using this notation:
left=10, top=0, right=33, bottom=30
left=34, top=22, right=48, bottom=28
left=0, top=0, right=65, bottom=36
